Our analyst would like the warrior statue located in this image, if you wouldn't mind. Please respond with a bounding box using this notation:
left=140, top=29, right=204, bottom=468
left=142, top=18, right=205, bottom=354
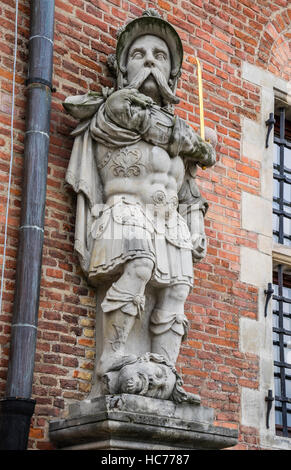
left=64, top=10, right=216, bottom=402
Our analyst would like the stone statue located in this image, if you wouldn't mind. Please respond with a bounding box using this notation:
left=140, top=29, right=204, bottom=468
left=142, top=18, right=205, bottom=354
left=63, top=10, right=216, bottom=403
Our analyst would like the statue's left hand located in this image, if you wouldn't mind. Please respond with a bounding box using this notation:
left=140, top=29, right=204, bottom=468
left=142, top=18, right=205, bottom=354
left=171, top=120, right=216, bottom=168
left=180, top=129, right=215, bottom=166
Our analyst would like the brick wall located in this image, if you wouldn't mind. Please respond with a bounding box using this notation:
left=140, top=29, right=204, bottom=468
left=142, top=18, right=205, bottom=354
left=0, top=0, right=290, bottom=450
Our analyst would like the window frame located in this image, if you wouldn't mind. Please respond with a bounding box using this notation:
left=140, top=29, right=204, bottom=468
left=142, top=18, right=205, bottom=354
left=272, top=100, right=291, bottom=438
left=273, top=107, right=291, bottom=246
left=272, top=265, right=291, bottom=438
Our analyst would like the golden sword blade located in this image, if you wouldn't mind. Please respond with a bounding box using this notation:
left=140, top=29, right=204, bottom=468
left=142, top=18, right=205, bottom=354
left=194, top=56, right=205, bottom=141
left=193, top=57, right=206, bottom=169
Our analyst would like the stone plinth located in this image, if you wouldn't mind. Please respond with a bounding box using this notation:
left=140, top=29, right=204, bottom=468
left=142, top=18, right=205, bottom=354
left=49, top=394, right=237, bottom=450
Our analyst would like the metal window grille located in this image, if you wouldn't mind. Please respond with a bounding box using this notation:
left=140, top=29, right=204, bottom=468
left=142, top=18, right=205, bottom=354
left=273, top=107, right=291, bottom=245
left=272, top=265, right=291, bottom=438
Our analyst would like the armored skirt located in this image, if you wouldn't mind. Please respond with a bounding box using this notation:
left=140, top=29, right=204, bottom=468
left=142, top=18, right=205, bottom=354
left=88, top=198, right=194, bottom=288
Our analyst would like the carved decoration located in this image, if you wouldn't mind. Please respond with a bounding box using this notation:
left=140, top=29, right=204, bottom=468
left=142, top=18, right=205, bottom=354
left=110, top=147, right=144, bottom=177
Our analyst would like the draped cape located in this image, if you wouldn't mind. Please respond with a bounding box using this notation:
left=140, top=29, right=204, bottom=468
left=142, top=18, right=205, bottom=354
left=64, top=92, right=144, bottom=275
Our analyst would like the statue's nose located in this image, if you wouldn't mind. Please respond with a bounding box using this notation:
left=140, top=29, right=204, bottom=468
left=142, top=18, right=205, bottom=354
left=144, top=58, right=154, bottom=67
left=144, top=52, right=155, bottom=68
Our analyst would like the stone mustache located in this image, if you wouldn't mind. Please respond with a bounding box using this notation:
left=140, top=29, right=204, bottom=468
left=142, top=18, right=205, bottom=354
left=63, top=10, right=216, bottom=404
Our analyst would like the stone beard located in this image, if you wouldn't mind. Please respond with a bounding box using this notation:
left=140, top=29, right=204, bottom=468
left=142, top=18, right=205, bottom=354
left=64, top=11, right=216, bottom=403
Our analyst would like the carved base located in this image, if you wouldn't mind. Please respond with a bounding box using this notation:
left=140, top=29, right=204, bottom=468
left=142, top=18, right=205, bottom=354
left=49, top=394, right=237, bottom=450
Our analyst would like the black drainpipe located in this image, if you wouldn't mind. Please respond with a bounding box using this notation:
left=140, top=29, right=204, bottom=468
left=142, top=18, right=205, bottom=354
left=0, top=0, right=55, bottom=450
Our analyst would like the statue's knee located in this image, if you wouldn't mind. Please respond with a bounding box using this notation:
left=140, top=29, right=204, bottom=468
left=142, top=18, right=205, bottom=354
left=126, top=258, right=154, bottom=282
left=169, top=284, right=190, bottom=302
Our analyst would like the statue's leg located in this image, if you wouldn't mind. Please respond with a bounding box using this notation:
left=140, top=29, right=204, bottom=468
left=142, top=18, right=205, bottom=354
left=150, top=283, right=190, bottom=365
left=97, top=257, right=154, bottom=376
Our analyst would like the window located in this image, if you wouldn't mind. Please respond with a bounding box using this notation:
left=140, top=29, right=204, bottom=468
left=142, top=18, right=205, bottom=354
left=272, top=265, right=291, bottom=438
left=272, top=99, right=291, bottom=438
left=273, top=107, right=291, bottom=246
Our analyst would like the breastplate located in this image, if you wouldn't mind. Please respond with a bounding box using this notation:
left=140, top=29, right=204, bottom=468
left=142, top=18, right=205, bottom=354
left=142, top=106, right=174, bottom=147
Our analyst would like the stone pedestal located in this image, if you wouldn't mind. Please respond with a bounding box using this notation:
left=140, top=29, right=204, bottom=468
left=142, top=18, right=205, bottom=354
left=49, top=394, right=237, bottom=450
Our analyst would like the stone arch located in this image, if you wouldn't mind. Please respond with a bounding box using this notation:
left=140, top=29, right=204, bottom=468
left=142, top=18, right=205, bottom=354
left=255, top=7, right=291, bottom=81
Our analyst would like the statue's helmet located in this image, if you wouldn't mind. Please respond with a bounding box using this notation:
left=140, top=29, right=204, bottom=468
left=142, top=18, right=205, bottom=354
left=115, top=9, right=183, bottom=83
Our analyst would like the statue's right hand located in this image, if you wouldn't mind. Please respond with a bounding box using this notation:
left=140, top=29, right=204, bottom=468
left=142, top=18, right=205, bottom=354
left=125, top=88, right=153, bottom=108
left=105, top=88, right=153, bottom=132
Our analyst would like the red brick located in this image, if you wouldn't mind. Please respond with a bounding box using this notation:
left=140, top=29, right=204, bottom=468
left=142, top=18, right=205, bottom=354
left=29, top=428, right=44, bottom=440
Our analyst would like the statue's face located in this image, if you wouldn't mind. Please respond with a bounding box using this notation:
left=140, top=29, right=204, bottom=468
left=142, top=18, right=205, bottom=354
left=127, top=35, right=171, bottom=83
left=126, top=35, right=171, bottom=101
left=117, top=360, right=176, bottom=399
